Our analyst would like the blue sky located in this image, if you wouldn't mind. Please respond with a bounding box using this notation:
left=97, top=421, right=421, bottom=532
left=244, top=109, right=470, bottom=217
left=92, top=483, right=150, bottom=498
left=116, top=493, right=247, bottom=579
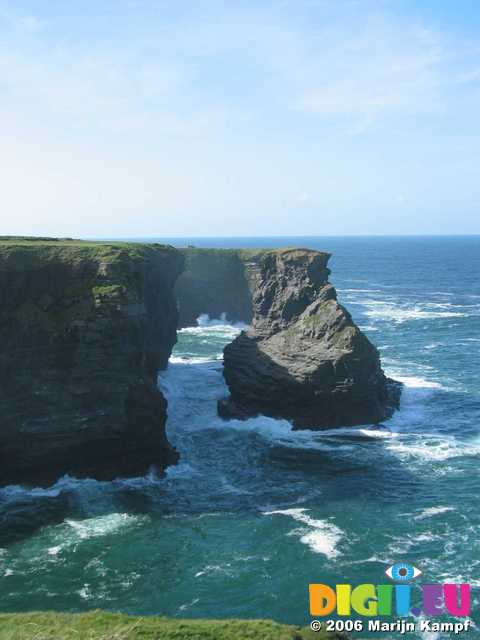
left=1, top=0, right=480, bottom=236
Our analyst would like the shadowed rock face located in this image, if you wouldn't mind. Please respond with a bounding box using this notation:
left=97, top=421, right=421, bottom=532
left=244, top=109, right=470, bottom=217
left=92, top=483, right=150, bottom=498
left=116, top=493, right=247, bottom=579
left=0, top=241, right=183, bottom=486
left=175, top=248, right=253, bottom=328
left=218, top=248, right=400, bottom=429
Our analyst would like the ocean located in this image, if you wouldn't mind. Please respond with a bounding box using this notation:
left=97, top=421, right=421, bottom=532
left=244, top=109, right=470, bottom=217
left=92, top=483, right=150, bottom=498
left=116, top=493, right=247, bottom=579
left=1, top=236, right=480, bottom=639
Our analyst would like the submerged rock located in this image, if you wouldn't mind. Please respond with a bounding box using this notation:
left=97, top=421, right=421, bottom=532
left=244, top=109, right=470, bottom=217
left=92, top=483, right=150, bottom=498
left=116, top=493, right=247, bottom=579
left=218, top=248, right=400, bottom=429
left=0, top=239, right=183, bottom=486
left=0, top=490, right=72, bottom=545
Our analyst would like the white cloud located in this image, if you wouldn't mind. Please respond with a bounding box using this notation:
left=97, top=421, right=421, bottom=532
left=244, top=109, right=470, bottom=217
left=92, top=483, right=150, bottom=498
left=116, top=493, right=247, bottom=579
left=279, top=21, right=444, bottom=127
left=0, top=1, right=479, bottom=236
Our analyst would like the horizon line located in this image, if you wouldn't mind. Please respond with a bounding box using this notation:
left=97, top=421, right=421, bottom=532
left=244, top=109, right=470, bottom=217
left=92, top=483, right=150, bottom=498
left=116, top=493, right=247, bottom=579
left=87, top=233, right=480, bottom=240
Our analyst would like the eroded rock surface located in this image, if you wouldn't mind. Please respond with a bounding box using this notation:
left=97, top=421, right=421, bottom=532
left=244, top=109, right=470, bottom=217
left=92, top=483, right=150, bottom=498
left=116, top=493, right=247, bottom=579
left=218, top=248, right=400, bottom=428
left=0, top=240, right=183, bottom=485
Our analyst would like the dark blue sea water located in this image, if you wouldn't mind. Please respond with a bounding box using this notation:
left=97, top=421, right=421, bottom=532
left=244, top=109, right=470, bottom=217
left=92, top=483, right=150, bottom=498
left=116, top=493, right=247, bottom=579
left=1, top=236, right=479, bottom=639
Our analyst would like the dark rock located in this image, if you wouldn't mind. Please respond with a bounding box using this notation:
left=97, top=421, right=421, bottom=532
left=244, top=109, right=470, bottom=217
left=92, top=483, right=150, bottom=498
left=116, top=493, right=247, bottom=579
left=0, top=241, right=183, bottom=486
left=218, top=248, right=401, bottom=429
left=0, top=490, right=72, bottom=545
left=175, top=248, right=254, bottom=327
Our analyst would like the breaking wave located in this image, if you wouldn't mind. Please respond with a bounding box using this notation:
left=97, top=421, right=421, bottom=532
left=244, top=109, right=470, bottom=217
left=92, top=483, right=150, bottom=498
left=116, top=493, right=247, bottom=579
left=262, top=508, right=344, bottom=558
left=363, top=300, right=467, bottom=323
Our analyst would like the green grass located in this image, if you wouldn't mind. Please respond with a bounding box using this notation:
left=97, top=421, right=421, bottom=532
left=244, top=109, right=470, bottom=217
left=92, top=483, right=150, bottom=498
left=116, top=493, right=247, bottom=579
left=0, top=237, right=175, bottom=268
left=0, top=612, right=346, bottom=640
left=0, top=237, right=170, bottom=249
left=179, top=247, right=271, bottom=266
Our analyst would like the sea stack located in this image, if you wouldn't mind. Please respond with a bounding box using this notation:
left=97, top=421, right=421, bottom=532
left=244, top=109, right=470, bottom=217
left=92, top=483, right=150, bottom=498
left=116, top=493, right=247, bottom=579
left=218, top=248, right=400, bottom=428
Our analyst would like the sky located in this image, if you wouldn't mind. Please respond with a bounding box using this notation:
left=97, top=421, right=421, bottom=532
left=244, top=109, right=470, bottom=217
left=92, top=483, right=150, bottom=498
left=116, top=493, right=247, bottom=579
left=1, top=0, right=480, bottom=237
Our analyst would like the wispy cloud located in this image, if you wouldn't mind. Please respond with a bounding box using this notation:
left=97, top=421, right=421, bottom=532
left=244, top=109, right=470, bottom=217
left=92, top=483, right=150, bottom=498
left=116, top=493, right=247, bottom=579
left=0, top=0, right=479, bottom=236
left=290, top=22, right=444, bottom=124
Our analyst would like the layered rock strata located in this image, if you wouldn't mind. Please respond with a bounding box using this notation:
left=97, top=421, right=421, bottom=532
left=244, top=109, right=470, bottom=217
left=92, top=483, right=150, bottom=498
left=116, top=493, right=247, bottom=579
left=0, top=239, right=183, bottom=485
left=218, top=248, right=400, bottom=428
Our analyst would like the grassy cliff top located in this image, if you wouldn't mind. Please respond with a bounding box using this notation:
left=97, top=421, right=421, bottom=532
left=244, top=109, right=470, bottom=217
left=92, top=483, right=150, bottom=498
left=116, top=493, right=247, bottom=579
left=0, top=237, right=174, bottom=251
left=0, top=240, right=330, bottom=273
left=180, top=247, right=331, bottom=261
left=0, top=237, right=177, bottom=270
left=0, top=612, right=342, bottom=640
left=180, top=247, right=269, bottom=260
left=0, top=240, right=329, bottom=259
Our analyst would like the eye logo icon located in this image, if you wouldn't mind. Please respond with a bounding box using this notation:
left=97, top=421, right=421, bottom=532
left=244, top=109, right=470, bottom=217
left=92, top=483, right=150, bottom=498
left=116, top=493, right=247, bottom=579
left=385, top=562, right=422, bottom=582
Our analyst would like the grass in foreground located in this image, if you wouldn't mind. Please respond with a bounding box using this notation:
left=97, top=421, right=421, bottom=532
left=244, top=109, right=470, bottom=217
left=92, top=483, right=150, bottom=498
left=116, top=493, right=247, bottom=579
left=0, top=612, right=347, bottom=640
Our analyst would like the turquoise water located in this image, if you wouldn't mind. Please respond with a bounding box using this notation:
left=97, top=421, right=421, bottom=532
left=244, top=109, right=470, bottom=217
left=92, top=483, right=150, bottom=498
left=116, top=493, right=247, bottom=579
left=1, top=236, right=480, bottom=639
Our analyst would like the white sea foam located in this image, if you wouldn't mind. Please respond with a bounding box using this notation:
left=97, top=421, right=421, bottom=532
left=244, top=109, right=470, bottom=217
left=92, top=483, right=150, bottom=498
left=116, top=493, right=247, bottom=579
left=386, top=436, right=480, bottom=462
left=225, top=415, right=394, bottom=452
left=0, top=473, right=118, bottom=504
left=194, top=564, right=233, bottom=578
left=424, top=342, right=443, bottom=350
left=391, top=375, right=444, bottom=390
left=47, top=545, right=62, bottom=556
left=415, top=532, right=439, bottom=542
left=362, top=299, right=466, bottom=323
left=198, top=313, right=248, bottom=329
left=383, top=356, right=453, bottom=394
left=169, top=354, right=218, bottom=363
left=178, top=314, right=248, bottom=339
left=35, top=513, right=146, bottom=562
left=358, top=324, right=378, bottom=332
left=165, top=463, right=200, bottom=480
left=414, top=506, right=455, bottom=521
left=319, top=426, right=397, bottom=439
left=263, top=508, right=343, bottom=558
left=0, top=484, right=64, bottom=500
left=65, top=513, right=144, bottom=540
left=78, top=584, right=96, bottom=600
left=178, top=597, right=200, bottom=611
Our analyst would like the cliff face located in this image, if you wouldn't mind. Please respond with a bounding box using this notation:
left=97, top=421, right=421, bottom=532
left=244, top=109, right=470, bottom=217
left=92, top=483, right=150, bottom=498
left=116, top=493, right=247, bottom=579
left=218, top=248, right=400, bottom=429
left=175, top=248, right=255, bottom=327
left=0, top=241, right=399, bottom=486
left=0, top=240, right=183, bottom=486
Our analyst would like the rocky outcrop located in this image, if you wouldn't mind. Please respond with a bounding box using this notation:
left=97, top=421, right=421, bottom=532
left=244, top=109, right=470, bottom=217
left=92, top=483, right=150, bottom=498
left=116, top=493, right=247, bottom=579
left=0, top=240, right=400, bottom=486
left=218, top=248, right=400, bottom=429
left=0, top=489, right=72, bottom=545
left=0, top=239, right=183, bottom=486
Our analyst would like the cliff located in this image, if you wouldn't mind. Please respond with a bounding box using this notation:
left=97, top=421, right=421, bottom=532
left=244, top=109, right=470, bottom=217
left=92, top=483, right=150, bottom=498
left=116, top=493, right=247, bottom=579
left=218, top=248, right=400, bottom=428
left=175, top=248, right=261, bottom=327
left=0, top=238, right=183, bottom=486
left=0, top=241, right=399, bottom=486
